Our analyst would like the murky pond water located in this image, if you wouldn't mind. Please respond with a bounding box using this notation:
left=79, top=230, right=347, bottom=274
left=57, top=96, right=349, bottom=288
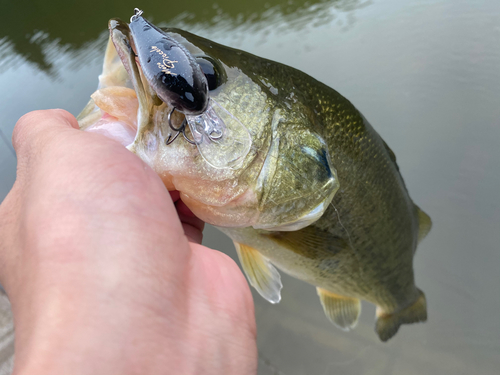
left=1, top=0, right=499, bottom=374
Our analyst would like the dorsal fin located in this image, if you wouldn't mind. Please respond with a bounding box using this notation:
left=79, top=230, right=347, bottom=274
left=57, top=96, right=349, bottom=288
left=415, top=205, right=432, bottom=244
left=382, top=139, right=399, bottom=171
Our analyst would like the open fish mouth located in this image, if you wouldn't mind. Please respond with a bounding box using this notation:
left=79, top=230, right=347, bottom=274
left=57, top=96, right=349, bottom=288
left=77, top=15, right=268, bottom=226
left=77, top=18, right=184, bottom=150
left=79, top=12, right=252, bottom=170
left=77, top=11, right=340, bottom=231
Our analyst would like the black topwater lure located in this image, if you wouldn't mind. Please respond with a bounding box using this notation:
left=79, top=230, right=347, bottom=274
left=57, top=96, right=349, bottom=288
left=128, top=9, right=252, bottom=169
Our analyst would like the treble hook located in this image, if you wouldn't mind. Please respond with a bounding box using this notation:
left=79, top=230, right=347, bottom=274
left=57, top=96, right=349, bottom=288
left=165, top=130, right=180, bottom=145
left=166, top=107, right=196, bottom=145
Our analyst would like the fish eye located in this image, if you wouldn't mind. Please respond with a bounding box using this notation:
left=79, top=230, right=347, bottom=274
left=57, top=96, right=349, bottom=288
left=196, top=57, right=226, bottom=91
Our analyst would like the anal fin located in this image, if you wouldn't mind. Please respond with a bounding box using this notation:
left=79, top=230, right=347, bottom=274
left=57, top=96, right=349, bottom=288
left=317, top=288, right=361, bottom=330
left=375, top=289, right=427, bottom=342
left=234, top=242, right=282, bottom=304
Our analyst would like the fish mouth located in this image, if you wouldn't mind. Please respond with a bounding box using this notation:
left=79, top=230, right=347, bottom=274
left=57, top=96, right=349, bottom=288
left=76, top=18, right=259, bottom=211
left=78, top=18, right=189, bottom=151
left=77, top=18, right=339, bottom=230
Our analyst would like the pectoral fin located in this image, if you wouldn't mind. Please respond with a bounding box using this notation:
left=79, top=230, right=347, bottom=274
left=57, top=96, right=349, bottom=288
left=266, top=226, right=349, bottom=260
left=234, top=242, right=282, bottom=304
left=317, top=288, right=361, bottom=330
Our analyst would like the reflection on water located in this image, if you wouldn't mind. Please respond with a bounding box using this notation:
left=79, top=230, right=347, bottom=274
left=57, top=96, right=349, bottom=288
left=0, top=130, right=14, bottom=158
left=1, top=0, right=500, bottom=374
left=0, top=0, right=369, bottom=75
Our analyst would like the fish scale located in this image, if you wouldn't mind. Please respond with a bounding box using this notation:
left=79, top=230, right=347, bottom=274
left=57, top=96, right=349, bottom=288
left=210, top=38, right=429, bottom=336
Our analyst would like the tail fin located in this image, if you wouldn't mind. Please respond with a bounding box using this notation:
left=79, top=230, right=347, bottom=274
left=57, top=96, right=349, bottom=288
left=375, top=289, right=427, bottom=342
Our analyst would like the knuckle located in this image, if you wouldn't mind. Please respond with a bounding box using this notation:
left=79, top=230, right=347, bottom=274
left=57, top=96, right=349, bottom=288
left=12, top=109, right=77, bottom=154
left=12, top=110, right=42, bottom=149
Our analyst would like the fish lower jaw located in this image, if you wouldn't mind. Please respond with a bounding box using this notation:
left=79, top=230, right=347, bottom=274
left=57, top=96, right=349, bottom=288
left=180, top=188, right=261, bottom=228
left=180, top=188, right=332, bottom=231
left=79, top=86, right=140, bottom=147
left=85, top=113, right=137, bottom=147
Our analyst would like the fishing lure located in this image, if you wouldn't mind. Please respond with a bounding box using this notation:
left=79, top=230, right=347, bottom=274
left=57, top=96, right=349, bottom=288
left=129, top=8, right=251, bottom=169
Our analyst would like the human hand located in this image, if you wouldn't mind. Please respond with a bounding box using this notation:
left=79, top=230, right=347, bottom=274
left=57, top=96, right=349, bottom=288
left=0, top=109, right=257, bottom=375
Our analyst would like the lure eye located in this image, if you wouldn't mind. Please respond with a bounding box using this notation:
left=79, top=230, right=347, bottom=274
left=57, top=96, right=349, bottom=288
left=196, top=57, right=226, bottom=91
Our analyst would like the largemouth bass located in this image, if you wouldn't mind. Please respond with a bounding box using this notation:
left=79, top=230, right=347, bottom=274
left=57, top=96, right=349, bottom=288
left=78, top=10, right=431, bottom=341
